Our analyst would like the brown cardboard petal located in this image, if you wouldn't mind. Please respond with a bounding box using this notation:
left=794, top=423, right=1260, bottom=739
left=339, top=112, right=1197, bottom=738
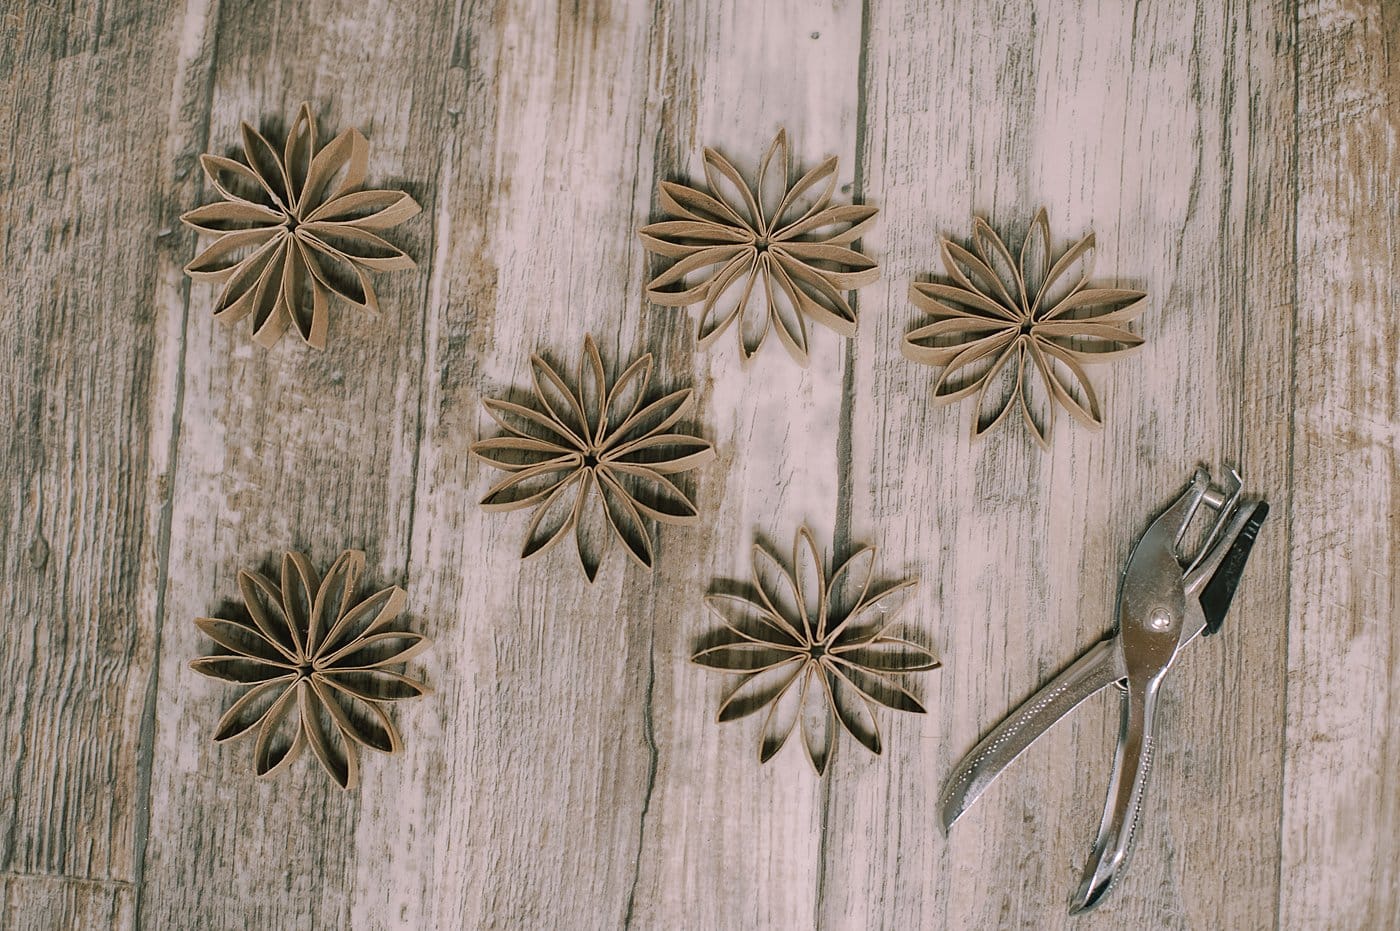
left=471, top=335, right=716, bottom=583
left=692, top=527, right=940, bottom=775
left=640, top=129, right=880, bottom=366
left=180, top=102, right=419, bottom=350
left=191, top=549, right=429, bottom=791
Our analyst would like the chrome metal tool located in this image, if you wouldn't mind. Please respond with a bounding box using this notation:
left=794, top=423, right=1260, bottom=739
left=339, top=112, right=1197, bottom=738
left=938, top=466, right=1269, bottom=914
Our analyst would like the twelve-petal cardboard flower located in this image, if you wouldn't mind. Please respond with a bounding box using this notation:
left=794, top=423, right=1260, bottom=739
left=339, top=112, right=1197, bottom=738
left=471, top=335, right=716, bottom=583
left=191, top=549, right=430, bottom=790
left=903, top=208, right=1147, bottom=448
left=181, top=103, right=420, bottom=349
left=693, top=528, right=938, bottom=774
left=640, top=129, right=880, bottom=365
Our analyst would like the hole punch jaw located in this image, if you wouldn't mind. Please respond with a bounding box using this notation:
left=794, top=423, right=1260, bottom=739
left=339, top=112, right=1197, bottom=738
left=1199, top=466, right=1242, bottom=512
left=1185, top=467, right=1244, bottom=577
left=1192, top=499, right=1269, bottom=635
left=1156, top=468, right=1212, bottom=555
left=1172, top=464, right=1269, bottom=637
left=1180, top=466, right=1265, bottom=592
left=1117, top=467, right=1230, bottom=634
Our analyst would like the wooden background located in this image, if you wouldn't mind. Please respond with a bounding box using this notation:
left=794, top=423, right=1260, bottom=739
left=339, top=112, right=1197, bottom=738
left=2, top=0, right=1396, bottom=928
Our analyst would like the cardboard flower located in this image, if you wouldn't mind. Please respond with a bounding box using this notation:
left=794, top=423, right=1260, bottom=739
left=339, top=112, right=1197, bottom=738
left=903, top=208, right=1147, bottom=448
left=693, top=528, right=938, bottom=774
left=471, top=336, right=715, bottom=583
left=640, top=129, right=879, bottom=364
left=181, top=103, right=420, bottom=349
left=191, top=550, right=429, bottom=790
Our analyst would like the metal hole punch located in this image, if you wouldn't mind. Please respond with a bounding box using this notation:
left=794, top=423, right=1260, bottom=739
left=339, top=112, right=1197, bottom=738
left=937, top=466, right=1270, bottom=914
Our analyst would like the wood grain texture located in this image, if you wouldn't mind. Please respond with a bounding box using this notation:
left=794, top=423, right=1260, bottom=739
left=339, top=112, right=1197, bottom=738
left=1283, top=0, right=1400, bottom=927
left=137, top=2, right=459, bottom=927
left=0, top=875, right=132, bottom=931
left=0, top=0, right=1394, bottom=928
left=0, top=0, right=184, bottom=891
left=833, top=2, right=1296, bottom=929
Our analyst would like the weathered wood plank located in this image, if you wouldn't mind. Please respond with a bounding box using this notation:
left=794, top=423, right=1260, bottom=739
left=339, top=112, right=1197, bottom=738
left=4, top=0, right=1399, bottom=927
left=340, top=2, right=670, bottom=927
left=0, top=0, right=188, bottom=890
left=136, top=2, right=460, bottom=927
left=623, top=3, right=869, bottom=929
left=824, top=0, right=1296, bottom=927
left=0, top=875, right=132, bottom=931
left=1282, top=0, right=1400, bottom=926
left=340, top=1, right=867, bottom=926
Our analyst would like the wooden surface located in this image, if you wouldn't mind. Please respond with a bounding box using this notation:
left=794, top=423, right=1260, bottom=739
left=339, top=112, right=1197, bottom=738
left=1, top=0, right=1395, bottom=928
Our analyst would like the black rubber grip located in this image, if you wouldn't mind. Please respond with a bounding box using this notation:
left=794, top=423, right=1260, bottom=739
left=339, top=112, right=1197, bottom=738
left=1201, top=501, right=1269, bottom=636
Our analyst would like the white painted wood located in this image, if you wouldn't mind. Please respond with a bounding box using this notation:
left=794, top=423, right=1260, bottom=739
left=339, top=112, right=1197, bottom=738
left=1282, top=0, right=1400, bottom=926
left=1, top=0, right=1395, bottom=927
left=830, top=1, right=1297, bottom=927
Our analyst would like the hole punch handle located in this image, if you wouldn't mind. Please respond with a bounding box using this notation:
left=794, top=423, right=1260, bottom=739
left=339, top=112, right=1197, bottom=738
left=1070, top=674, right=1163, bottom=915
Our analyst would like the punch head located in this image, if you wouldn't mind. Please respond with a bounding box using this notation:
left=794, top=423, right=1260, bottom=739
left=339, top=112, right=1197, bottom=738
left=1199, top=467, right=1243, bottom=511
left=1182, top=466, right=1249, bottom=582
left=1200, top=500, right=1269, bottom=635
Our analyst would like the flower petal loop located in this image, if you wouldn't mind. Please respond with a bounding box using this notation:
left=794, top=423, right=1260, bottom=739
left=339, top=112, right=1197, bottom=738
left=471, top=336, right=714, bottom=583
left=640, top=129, right=880, bottom=366
left=180, top=102, right=419, bottom=350
left=191, top=549, right=430, bottom=790
left=692, top=527, right=939, bottom=773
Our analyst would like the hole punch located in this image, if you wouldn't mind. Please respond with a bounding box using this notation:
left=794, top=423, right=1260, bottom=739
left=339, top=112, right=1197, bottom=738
left=938, top=465, right=1269, bottom=913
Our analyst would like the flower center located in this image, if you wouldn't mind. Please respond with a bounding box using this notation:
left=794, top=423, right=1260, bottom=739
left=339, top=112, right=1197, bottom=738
left=582, top=451, right=600, bottom=470
left=1019, top=319, right=1035, bottom=336
left=295, top=662, right=314, bottom=680
left=754, top=235, right=770, bottom=254
left=284, top=213, right=301, bottom=233
left=808, top=642, right=828, bottom=660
